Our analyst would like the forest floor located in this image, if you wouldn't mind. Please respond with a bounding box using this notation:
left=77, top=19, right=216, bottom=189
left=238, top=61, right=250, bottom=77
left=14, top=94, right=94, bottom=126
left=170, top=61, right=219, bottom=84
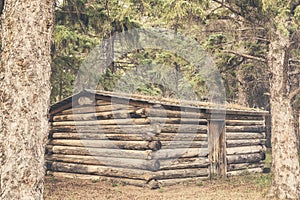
left=44, top=173, right=274, bottom=200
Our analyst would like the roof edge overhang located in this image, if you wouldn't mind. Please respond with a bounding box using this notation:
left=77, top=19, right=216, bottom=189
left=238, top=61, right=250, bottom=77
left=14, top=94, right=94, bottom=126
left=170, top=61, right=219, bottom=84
left=49, top=89, right=269, bottom=116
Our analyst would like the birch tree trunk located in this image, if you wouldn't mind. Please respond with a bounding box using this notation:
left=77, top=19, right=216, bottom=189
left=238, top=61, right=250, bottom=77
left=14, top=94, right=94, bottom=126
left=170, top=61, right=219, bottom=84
left=268, top=31, right=300, bottom=199
left=0, top=1, right=54, bottom=199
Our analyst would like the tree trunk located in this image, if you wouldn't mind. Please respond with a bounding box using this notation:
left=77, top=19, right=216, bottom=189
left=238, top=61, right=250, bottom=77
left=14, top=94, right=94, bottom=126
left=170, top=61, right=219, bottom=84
left=268, top=33, right=300, bottom=199
left=236, top=65, right=249, bottom=106
left=0, top=1, right=54, bottom=199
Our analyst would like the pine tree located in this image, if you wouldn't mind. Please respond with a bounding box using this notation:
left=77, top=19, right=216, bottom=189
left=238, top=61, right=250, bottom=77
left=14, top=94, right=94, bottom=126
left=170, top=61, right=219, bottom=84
left=0, top=0, right=54, bottom=198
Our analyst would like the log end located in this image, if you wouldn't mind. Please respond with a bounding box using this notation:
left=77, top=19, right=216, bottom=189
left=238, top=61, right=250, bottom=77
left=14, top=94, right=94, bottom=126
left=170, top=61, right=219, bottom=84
left=78, top=96, right=95, bottom=105
left=148, top=141, right=162, bottom=151
left=147, top=179, right=160, bottom=189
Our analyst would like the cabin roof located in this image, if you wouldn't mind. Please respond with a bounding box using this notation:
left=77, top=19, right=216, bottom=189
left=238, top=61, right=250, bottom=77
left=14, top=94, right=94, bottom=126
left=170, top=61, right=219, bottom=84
left=49, top=89, right=268, bottom=116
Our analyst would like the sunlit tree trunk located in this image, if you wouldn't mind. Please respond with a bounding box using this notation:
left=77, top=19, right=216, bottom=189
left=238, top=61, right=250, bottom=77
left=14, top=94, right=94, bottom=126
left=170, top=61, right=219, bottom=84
left=0, top=0, right=54, bottom=199
left=268, top=31, right=300, bottom=199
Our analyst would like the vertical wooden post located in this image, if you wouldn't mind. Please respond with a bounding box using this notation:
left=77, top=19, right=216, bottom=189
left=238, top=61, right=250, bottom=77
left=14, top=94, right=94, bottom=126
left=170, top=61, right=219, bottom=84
left=208, top=118, right=226, bottom=178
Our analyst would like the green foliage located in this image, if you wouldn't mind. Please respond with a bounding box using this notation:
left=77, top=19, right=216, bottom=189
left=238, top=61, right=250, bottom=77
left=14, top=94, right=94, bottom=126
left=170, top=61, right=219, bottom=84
left=255, top=174, right=272, bottom=190
left=264, top=148, right=272, bottom=168
left=294, top=5, right=300, bottom=22
left=204, top=34, right=227, bottom=52
left=161, top=0, right=206, bottom=32
left=97, top=49, right=208, bottom=100
left=50, top=0, right=289, bottom=110
left=98, top=69, right=122, bottom=91
left=54, top=25, right=98, bottom=55
left=51, top=0, right=141, bottom=103
left=196, top=181, right=204, bottom=187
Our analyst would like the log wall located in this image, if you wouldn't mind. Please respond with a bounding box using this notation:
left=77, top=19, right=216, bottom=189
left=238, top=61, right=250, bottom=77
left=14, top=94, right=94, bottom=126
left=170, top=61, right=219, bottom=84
left=47, top=92, right=267, bottom=188
left=225, top=113, right=266, bottom=176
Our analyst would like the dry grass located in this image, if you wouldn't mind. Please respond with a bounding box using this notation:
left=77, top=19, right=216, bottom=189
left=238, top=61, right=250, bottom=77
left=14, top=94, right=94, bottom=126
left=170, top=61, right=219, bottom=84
left=44, top=173, right=274, bottom=200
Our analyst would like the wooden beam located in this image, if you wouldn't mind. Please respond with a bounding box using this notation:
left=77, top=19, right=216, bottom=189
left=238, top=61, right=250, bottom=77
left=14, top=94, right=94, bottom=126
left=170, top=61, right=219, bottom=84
left=208, top=119, right=227, bottom=178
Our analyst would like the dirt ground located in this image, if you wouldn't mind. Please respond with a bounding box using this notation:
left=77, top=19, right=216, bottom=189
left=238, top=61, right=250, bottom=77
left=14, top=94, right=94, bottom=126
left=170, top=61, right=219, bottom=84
left=44, top=173, right=274, bottom=200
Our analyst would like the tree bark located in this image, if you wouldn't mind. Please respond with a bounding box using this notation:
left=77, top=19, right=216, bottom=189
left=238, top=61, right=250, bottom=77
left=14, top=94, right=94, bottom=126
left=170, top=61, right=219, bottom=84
left=0, top=1, right=54, bottom=199
left=236, top=65, right=249, bottom=106
left=268, top=32, right=300, bottom=199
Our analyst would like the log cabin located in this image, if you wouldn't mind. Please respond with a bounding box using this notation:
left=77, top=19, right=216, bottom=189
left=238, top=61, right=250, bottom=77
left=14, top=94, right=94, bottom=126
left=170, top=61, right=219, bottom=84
left=46, top=89, right=268, bottom=188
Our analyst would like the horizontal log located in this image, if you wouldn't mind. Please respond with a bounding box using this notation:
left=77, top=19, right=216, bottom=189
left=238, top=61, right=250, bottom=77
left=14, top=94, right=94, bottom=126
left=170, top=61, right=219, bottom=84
left=159, top=157, right=209, bottom=170
left=226, top=167, right=263, bottom=176
left=96, top=98, right=152, bottom=108
left=46, top=145, right=153, bottom=160
left=226, top=125, right=265, bottom=132
left=51, top=132, right=208, bottom=142
left=51, top=124, right=206, bottom=134
left=153, top=148, right=209, bottom=159
left=53, top=109, right=139, bottom=121
left=46, top=154, right=160, bottom=171
left=157, top=133, right=207, bottom=141
left=95, top=99, right=112, bottom=104
left=227, top=162, right=264, bottom=171
left=144, top=108, right=206, bottom=119
left=51, top=124, right=161, bottom=134
left=49, top=140, right=161, bottom=151
left=47, top=171, right=208, bottom=189
left=160, top=124, right=207, bottom=133
left=50, top=102, right=73, bottom=116
left=150, top=117, right=207, bottom=125
left=157, top=176, right=208, bottom=187
left=160, top=141, right=208, bottom=149
left=227, top=152, right=265, bottom=164
left=48, top=162, right=154, bottom=181
left=225, top=115, right=264, bottom=121
left=227, top=145, right=265, bottom=155
left=51, top=132, right=156, bottom=141
left=226, top=132, right=265, bottom=140
left=46, top=171, right=147, bottom=187
left=225, top=109, right=268, bottom=116
left=77, top=96, right=95, bottom=105
left=225, top=120, right=264, bottom=126
left=226, top=139, right=266, bottom=148
left=96, top=96, right=211, bottom=113
left=153, top=168, right=208, bottom=180
left=61, top=104, right=134, bottom=115
left=52, top=118, right=150, bottom=126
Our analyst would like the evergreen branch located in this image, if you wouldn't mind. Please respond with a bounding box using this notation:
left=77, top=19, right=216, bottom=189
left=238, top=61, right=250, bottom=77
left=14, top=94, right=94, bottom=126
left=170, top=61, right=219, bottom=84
left=73, top=4, right=87, bottom=34
left=211, top=0, right=243, bottom=17
left=222, top=50, right=267, bottom=63
left=56, top=10, right=87, bottom=15
left=236, top=27, right=265, bottom=31
left=239, top=36, right=270, bottom=42
left=211, top=0, right=263, bottom=24
left=205, top=5, right=223, bottom=20
left=220, top=57, right=245, bottom=73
